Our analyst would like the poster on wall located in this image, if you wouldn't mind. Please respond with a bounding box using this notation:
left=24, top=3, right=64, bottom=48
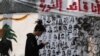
left=38, top=13, right=80, bottom=56
left=38, top=13, right=100, bottom=56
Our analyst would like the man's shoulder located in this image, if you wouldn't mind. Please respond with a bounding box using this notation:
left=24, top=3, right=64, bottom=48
left=27, top=33, right=35, bottom=38
left=27, top=33, right=33, bottom=36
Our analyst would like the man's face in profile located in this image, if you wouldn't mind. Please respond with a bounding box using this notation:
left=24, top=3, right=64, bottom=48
left=36, top=31, right=43, bottom=37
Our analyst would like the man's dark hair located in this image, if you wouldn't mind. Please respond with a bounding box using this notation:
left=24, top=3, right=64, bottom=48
left=34, top=19, right=46, bottom=32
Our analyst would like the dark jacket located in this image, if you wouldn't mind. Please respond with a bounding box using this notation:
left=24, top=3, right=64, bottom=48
left=0, top=39, right=12, bottom=56
left=25, top=33, right=44, bottom=56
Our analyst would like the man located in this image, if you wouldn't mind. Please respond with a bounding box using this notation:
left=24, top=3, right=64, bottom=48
left=25, top=20, right=48, bottom=56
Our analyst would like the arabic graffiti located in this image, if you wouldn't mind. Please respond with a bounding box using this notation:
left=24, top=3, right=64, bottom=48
left=39, top=0, right=100, bottom=14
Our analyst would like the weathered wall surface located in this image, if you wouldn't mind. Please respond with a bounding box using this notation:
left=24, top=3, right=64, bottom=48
left=38, top=13, right=100, bottom=56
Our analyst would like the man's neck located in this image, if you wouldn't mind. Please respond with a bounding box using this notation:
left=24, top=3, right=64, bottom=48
left=33, top=32, right=37, bottom=36
left=33, top=33, right=38, bottom=40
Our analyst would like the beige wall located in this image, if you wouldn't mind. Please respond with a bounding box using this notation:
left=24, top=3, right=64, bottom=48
left=0, top=13, right=39, bottom=56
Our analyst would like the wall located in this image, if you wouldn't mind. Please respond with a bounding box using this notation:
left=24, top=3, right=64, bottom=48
left=0, top=13, right=100, bottom=56
left=38, top=13, right=100, bottom=56
left=0, top=13, right=39, bottom=56
left=38, top=13, right=79, bottom=56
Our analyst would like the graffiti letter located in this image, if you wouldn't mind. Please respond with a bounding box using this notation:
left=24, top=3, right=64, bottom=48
left=67, top=2, right=77, bottom=10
